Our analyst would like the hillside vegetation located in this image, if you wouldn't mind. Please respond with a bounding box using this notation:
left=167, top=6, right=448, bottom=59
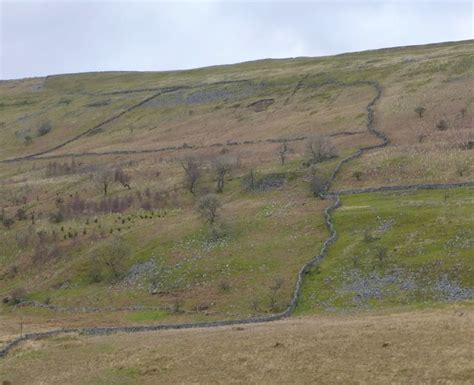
left=0, top=41, right=473, bottom=380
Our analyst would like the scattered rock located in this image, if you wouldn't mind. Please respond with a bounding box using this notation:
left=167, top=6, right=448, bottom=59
left=122, top=260, right=156, bottom=287
left=145, top=83, right=264, bottom=108
left=433, top=274, right=473, bottom=301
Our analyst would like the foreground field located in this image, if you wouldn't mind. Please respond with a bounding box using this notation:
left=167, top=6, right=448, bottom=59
left=1, top=305, right=472, bottom=384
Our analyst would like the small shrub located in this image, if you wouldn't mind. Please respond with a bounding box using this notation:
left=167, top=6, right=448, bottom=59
left=8, top=287, right=27, bottom=305
left=375, top=246, right=388, bottom=264
left=309, top=174, right=329, bottom=198
left=171, top=299, right=184, bottom=313
left=196, top=194, right=221, bottom=225
left=89, top=237, right=131, bottom=283
left=352, top=171, right=363, bottom=181
left=2, top=217, right=14, bottom=229
left=7, top=265, right=19, bottom=279
left=456, top=163, right=469, bottom=177
left=351, top=255, right=360, bottom=267
left=363, top=230, right=375, bottom=242
left=49, top=210, right=64, bottom=223
left=218, top=280, right=231, bottom=292
left=436, top=119, right=448, bottom=131
left=88, top=268, right=103, bottom=283
left=37, top=121, right=52, bottom=136
left=16, top=207, right=27, bottom=221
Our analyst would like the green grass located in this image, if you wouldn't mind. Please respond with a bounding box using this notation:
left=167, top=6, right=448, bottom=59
left=297, top=187, right=474, bottom=314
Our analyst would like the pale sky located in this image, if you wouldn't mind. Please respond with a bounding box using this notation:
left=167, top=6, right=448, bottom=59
left=0, top=0, right=473, bottom=80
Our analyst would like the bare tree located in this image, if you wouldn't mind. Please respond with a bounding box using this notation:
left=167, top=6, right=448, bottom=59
left=96, top=170, right=114, bottom=197
left=196, top=193, right=221, bottom=225
left=414, top=106, right=426, bottom=118
left=114, top=168, right=131, bottom=189
left=241, top=169, right=256, bottom=192
left=309, top=174, right=329, bottom=198
left=89, top=237, right=131, bottom=282
left=276, top=142, right=291, bottom=165
left=306, top=135, right=336, bottom=165
left=181, top=156, right=202, bottom=194
left=212, top=155, right=238, bottom=193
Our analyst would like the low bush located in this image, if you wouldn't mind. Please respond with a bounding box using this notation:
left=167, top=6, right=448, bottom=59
left=38, top=121, right=52, bottom=136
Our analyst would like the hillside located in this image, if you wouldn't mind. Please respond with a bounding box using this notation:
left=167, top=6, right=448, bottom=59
left=0, top=40, right=473, bottom=382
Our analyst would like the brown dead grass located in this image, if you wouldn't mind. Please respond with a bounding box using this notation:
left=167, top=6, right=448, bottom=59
left=1, top=305, right=473, bottom=384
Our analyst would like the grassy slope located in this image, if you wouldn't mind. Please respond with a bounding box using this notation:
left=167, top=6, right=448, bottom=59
left=0, top=40, right=473, bottom=350
left=298, top=187, right=474, bottom=314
